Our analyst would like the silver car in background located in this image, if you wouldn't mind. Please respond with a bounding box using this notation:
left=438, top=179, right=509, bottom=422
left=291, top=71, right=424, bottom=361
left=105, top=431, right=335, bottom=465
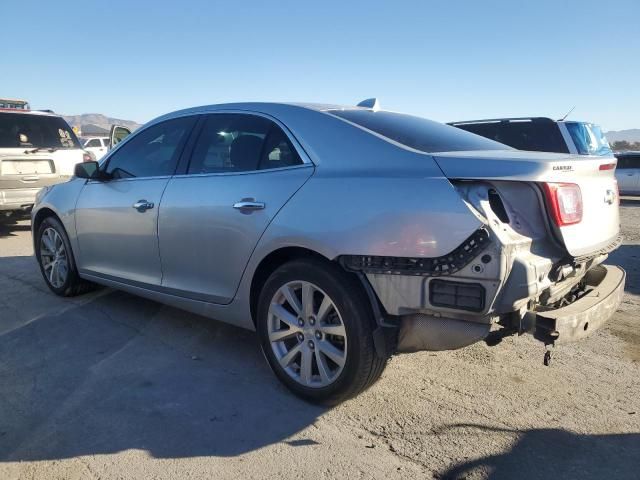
left=31, top=101, right=624, bottom=404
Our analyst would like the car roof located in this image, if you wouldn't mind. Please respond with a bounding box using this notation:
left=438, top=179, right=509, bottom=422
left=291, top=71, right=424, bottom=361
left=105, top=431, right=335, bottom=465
left=151, top=102, right=370, bottom=122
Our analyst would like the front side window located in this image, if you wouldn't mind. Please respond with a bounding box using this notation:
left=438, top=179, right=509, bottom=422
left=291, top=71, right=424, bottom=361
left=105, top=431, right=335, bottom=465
left=329, top=110, right=509, bottom=153
left=85, top=138, right=101, bottom=148
left=565, top=122, right=612, bottom=156
left=105, top=116, right=195, bottom=179
left=0, top=112, right=81, bottom=149
left=187, top=114, right=302, bottom=174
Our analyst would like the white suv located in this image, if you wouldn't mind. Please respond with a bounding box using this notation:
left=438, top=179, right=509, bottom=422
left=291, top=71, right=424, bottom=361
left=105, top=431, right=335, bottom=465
left=83, top=136, right=109, bottom=160
left=0, top=109, right=90, bottom=217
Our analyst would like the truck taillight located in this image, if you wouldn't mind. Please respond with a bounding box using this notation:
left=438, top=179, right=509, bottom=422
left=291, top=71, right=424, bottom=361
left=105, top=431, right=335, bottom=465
left=82, top=152, right=93, bottom=162
left=543, top=183, right=583, bottom=226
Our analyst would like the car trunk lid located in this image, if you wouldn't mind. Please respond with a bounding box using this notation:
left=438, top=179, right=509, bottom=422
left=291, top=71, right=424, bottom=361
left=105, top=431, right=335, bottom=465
left=432, top=150, right=620, bottom=258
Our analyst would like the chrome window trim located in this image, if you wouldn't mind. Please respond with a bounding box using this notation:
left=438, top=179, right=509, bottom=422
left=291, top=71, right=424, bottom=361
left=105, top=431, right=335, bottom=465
left=174, top=163, right=313, bottom=179
left=86, top=174, right=174, bottom=184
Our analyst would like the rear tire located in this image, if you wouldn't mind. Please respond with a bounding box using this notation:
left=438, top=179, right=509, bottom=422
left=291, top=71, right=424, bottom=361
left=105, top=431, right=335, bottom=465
left=35, top=216, right=95, bottom=297
left=257, top=258, right=388, bottom=405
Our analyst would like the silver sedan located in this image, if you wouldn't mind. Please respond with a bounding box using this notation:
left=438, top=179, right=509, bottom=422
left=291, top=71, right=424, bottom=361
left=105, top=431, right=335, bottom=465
left=32, top=101, right=623, bottom=403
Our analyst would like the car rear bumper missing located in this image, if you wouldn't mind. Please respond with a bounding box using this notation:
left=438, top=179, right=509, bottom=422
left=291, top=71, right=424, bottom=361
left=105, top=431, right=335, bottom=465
left=532, top=265, right=625, bottom=344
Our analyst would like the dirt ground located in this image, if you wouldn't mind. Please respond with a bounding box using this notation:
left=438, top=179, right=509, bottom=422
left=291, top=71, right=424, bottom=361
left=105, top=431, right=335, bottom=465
left=0, top=198, right=638, bottom=480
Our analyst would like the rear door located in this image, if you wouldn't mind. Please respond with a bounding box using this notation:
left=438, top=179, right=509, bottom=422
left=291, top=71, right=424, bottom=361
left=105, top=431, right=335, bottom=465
left=75, top=116, right=196, bottom=285
left=158, top=112, right=313, bottom=304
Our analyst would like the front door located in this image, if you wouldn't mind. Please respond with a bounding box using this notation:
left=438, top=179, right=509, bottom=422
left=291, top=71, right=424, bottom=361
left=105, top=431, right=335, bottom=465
left=75, top=116, right=196, bottom=285
left=158, top=113, right=313, bottom=303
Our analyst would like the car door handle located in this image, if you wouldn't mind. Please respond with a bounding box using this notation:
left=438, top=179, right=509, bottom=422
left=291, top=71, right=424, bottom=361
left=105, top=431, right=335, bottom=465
left=132, top=200, right=154, bottom=212
left=233, top=200, right=265, bottom=212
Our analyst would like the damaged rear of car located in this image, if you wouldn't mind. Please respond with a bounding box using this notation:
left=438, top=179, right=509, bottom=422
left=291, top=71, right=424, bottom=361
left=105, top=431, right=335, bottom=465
left=327, top=108, right=624, bottom=362
left=31, top=101, right=624, bottom=403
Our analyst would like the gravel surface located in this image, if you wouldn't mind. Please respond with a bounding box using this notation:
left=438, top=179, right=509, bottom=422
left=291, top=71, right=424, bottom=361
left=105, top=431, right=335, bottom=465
left=1, top=199, right=639, bottom=480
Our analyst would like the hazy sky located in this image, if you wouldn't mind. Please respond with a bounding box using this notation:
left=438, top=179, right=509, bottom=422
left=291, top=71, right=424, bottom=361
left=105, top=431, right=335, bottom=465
left=2, top=0, right=638, bottom=130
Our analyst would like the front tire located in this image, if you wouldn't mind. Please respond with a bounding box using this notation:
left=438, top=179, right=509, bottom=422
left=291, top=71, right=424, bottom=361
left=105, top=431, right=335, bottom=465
left=257, top=258, right=387, bottom=405
left=35, top=216, right=94, bottom=296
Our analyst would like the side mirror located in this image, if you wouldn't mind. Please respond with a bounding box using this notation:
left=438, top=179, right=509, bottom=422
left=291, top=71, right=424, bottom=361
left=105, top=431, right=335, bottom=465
left=74, top=161, right=102, bottom=179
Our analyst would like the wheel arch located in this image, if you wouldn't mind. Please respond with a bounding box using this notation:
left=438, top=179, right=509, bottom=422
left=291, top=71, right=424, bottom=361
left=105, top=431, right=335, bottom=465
left=249, top=246, right=330, bottom=326
left=32, top=207, right=60, bottom=233
left=248, top=245, right=391, bottom=342
left=32, top=207, right=63, bottom=252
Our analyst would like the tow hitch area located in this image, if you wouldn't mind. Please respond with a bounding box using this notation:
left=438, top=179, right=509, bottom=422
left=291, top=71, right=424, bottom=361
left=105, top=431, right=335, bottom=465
left=533, top=265, right=625, bottom=345
left=485, top=265, right=625, bottom=365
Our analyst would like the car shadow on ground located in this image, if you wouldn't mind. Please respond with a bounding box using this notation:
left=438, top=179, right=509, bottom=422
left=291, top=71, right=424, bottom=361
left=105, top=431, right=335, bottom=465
left=0, top=279, right=325, bottom=462
left=438, top=424, right=640, bottom=480
left=606, top=245, right=640, bottom=295
left=0, top=221, right=31, bottom=238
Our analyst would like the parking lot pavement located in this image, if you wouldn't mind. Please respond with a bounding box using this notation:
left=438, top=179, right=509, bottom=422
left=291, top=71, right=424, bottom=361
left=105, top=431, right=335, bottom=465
left=1, top=202, right=639, bottom=480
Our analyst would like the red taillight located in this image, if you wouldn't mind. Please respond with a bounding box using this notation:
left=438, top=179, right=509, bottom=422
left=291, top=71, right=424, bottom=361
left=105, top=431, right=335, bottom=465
left=543, top=183, right=583, bottom=226
left=82, top=152, right=93, bottom=162
left=599, top=162, right=616, bottom=171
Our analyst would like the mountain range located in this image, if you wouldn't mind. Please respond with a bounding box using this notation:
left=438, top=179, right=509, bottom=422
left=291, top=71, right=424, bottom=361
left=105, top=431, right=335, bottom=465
left=62, top=113, right=141, bottom=135
left=605, top=129, right=640, bottom=143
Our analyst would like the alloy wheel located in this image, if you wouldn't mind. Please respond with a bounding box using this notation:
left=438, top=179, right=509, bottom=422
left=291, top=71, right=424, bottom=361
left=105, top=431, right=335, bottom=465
left=40, top=227, right=69, bottom=289
left=268, top=280, right=347, bottom=388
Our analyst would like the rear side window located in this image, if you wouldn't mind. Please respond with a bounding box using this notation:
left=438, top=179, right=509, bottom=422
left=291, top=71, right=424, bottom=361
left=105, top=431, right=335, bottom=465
left=0, top=112, right=81, bottom=149
left=187, top=113, right=302, bottom=174
left=329, top=110, right=509, bottom=153
left=105, top=116, right=195, bottom=179
left=452, top=119, right=569, bottom=153
left=616, top=156, right=640, bottom=169
left=85, top=138, right=101, bottom=147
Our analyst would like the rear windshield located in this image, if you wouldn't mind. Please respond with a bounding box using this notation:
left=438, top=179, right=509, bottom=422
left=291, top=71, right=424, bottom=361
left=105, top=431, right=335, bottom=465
left=615, top=154, right=640, bottom=169
left=451, top=119, right=569, bottom=153
left=329, top=110, right=509, bottom=153
left=0, top=112, right=81, bottom=149
left=565, top=122, right=612, bottom=156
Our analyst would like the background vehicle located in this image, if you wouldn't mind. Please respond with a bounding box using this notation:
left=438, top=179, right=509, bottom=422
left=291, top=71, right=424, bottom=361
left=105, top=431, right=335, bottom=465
left=0, top=108, right=90, bottom=217
left=449, top=117, right=613, bottom=157
left=31, top=101, right=624, bottom=404
left=0, top=97, right=30, bottom=110
left=83, top=137, right=109, bottom=160
left=615, top=151, right=640, bottom=194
